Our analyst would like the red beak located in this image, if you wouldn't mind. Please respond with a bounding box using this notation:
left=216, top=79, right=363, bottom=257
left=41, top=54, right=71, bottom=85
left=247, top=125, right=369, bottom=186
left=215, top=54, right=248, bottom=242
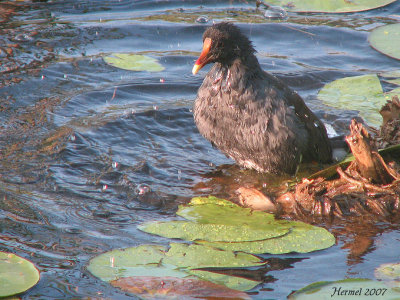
left=192, top=38, right=212, bottom=75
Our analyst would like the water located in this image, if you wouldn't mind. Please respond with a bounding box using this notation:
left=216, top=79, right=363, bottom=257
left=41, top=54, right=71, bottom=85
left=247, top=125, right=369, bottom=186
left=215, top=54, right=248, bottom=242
left=1, top=0, right=400, bottom=298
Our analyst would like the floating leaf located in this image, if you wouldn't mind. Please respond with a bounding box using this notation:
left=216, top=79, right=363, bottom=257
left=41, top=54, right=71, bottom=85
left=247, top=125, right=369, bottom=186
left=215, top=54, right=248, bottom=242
left=87, top=243, right=264, bottom=291
left=318, top=74, right=387, bottom=127
left=188, top=197, right=334, bottom=254
left=177, top=196, right=276, bottom=225
left=375, top=262, right=400, bottom=282
left=0, top=252, right=40, bottom=297
left=369, top=24, right=400, bottom=61
left=86, top=245, right=183, bottom=282
left=381, top=70, right=400, bottom=78
left=189, top=195, right=237, bottom=207
left=141, top=196, right=335, bottom=254
left=103, top=53, right=164, bottom=72
left=110, top=276, right=251, bottom=299
left=164, top=243, right=264, bottom=269
left=386, top=79, right=400, bottom=86
left=199, top=221, right=335, bottom=254
left=263, top=0, right=397, bottom=13
left=288, top=278, right=400, bottom=299
left=188, top=270, right=260, bottom=292
left=139, top=220, right=289, bottom=242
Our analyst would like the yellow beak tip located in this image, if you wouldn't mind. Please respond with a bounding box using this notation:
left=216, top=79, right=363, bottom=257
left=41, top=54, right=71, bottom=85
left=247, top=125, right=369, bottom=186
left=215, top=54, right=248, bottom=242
left=192, top=64, right=200, bottom=75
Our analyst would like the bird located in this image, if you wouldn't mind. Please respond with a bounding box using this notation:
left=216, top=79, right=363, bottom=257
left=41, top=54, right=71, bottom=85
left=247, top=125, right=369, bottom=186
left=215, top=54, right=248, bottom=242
left=192, top=22, right=332, bottom=175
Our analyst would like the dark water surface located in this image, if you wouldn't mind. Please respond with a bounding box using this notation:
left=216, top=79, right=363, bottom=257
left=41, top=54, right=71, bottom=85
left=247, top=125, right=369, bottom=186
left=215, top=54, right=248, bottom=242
left=1, top=0, right=400, bottom=298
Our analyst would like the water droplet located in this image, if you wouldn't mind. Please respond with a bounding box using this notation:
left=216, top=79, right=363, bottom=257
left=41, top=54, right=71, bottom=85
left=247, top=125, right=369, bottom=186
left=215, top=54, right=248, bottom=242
left=135, top=183, right=151, bottom=195
left=196, top=15, right=209, bottom=23
left=264, top=6, right=288, bottom=20
left=112, top=161, right=118, bottom=169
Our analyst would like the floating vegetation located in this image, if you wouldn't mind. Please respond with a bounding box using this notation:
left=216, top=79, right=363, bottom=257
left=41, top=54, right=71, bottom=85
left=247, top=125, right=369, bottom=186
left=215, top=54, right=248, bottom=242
left=0, top=252, right=40, bottom=297
left=369, top=24, right=400, bottom=61
left=103, top=53, right=165, bottom=72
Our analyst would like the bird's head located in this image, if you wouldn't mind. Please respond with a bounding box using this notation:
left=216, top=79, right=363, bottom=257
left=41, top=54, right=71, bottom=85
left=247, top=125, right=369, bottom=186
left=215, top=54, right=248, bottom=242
left=192, top=22, right=256, bottom=75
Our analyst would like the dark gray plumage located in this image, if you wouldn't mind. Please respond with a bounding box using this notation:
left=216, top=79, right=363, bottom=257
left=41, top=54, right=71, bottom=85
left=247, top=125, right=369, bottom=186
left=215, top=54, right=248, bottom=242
left=193, top=23, right=332, bottom=175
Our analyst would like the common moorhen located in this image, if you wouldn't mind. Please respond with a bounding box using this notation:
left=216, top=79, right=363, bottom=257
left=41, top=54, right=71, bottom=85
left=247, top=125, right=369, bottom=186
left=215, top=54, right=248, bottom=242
left=192, top=22, right=332, bottom=175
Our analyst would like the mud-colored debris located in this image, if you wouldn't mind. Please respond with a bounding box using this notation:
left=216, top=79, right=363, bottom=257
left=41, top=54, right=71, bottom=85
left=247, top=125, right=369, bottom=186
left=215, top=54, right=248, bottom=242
left=346, top=119, right=396, bottom=184
left=235, top=187, right=277, bottom=212
left=376, top=95, right=400, bottom=148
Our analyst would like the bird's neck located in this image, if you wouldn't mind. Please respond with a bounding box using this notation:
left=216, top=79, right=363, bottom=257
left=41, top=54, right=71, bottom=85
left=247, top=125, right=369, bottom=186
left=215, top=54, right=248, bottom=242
left=212, top=54, right=263, bottom=90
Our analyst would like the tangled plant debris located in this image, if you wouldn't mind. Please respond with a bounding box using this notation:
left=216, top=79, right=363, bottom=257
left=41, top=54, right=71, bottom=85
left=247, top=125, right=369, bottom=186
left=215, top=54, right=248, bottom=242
left=237, top=96, right=400, bottom=221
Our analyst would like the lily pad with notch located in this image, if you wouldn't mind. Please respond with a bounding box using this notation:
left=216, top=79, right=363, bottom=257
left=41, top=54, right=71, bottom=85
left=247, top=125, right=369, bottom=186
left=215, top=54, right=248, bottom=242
left=140, top=196, right=335, bottom=254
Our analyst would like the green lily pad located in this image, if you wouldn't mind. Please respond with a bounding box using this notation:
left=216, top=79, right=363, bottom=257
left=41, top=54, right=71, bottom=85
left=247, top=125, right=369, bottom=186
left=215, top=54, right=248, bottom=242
left=164, top=243, right=264, bottom=269
left=386, top=79, right=400, bottom=86
left=0, top=252, right=40, bottom=297
left=199, top=221, right=335, bottom=254
left=139, top=220, right=289, bottom=242
left=381, top=70, right=400, bottom=78
left=103, top=53, right=164, bottom=72
left=288, top=278, right=400, bottom=299
left=263, top=0, right=397, bottom=13
left=369, top=24, right=400, bottom=61
left=189, top=196, right=237, bottom=207
left=188, top=270, right=260, bottom=291
left=318, top=74, right=387, bottom=127
left=86, top=244, right=181, bottom=282
left=177, top=196, right=276, bottom=225
left=375, top=262, right=400, bottom=282
left=87, top=243, right=264, bottom=290
left=141, top=196, right=335, bottom=254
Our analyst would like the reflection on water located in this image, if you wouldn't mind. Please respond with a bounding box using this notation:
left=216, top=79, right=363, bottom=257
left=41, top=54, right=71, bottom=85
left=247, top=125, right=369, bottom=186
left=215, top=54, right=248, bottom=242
left=1, top=0, right=400, bottom=298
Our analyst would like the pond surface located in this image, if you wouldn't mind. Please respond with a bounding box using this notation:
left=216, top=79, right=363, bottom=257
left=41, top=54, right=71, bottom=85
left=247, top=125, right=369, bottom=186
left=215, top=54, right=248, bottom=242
left=1, top=0, right=400, bottom=298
